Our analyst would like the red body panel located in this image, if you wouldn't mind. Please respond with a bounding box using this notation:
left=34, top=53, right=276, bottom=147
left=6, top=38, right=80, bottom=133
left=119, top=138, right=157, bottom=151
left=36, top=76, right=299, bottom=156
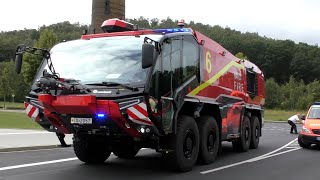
left=38, top=94, right=141, bottom=137
left=190, top=31, right=265, bottom=106
left=39, top=94, right=97, bottom=114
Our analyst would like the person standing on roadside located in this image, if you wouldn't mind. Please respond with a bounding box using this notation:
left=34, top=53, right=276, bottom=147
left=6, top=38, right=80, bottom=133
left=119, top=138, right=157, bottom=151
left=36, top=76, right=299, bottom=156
left=56, top=132, right=70, bottom=147
left=288, top=114, right=304, bottom=134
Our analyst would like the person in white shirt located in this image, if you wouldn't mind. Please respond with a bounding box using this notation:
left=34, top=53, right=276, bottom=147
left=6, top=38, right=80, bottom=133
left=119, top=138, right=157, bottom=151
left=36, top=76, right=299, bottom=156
left=288, top=114, right=304, bottom=134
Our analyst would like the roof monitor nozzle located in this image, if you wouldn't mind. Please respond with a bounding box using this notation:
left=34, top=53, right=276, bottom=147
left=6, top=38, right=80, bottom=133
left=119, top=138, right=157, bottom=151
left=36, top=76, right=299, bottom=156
left=178, top=20, right=185, bottom=28
left=101, top=18, right=134, bottom=33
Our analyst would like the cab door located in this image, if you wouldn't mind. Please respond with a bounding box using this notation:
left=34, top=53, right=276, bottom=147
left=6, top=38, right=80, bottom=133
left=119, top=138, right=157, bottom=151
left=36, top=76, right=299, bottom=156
left=148, top=35, right=200, bottom=134
left=148, top=36, right=182, bottom=133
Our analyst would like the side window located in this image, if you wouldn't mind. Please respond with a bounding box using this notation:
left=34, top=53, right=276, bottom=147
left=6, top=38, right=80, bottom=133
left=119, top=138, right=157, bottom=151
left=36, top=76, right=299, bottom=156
left=247, top=69, right=257, bottom=95
left=161, top=39, right=173, bottom=97
left=182, top=36, right=199, bottom=81
left=149, top=57, right=161, bottom=99
left=170, top=36, right=182, bottom=90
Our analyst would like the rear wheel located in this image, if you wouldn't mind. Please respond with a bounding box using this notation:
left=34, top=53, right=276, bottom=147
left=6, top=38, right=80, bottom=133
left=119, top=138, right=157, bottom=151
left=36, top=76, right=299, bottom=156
left=167, top=115, right=199, bottom=172
left=250, top=116, right=260, bottom=149
left=113, top=141, right=140, bottom=159
left=298, top=135, right=311, bottom=148
left=73, top=134, right=111, bottom=163
left=232, top=116, right=251, bottom=152
left=197, top=115, right=220, bottom=164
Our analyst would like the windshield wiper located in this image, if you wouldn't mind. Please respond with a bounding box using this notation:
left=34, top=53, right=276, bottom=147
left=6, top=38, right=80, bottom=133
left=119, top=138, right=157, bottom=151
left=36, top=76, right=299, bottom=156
left=85, top=82, right=140, bottom=92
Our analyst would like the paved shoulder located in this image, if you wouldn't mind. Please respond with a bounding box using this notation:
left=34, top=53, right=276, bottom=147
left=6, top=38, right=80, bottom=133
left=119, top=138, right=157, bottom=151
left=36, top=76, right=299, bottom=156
left=0, top=129, right=72, bottom=150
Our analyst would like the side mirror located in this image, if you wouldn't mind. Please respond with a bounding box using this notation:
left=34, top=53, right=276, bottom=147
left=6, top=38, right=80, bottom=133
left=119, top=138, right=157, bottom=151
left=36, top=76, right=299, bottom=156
left=15, top=53, right=23, bottom=74
left=15, top=45, right=25, bottom=74
left=142, top=43, right=154, bottom=69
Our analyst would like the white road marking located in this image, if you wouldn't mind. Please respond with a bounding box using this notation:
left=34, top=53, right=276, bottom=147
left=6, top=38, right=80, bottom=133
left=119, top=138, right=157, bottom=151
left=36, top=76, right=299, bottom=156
left=249, top=148, right=300, bottom=162
left=0, top=132, right=51, bottom=136
left=0, top=158, right=78, bottom=171
left=0, top=148, right=61, bottom=154
left=255, top=138, right=297, bottom=158
left=0, top=148, right=148, bottom=171
left=201, top=138, right=299, bottom=174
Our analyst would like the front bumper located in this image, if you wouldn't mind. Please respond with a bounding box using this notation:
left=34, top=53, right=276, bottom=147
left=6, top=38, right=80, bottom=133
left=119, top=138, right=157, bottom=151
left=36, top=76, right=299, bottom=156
left=300, top=134, right=320, bottom=145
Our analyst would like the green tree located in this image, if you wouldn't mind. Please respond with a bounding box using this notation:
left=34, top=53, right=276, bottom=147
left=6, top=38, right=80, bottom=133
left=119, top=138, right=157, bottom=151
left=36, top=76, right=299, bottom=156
left=0, top=62, right=10, bottom=107
left=235, top=52, right=248, bottom=60
left=0, top=61, right=28, bottom=106
left=265, top=78, right=282, bottom=109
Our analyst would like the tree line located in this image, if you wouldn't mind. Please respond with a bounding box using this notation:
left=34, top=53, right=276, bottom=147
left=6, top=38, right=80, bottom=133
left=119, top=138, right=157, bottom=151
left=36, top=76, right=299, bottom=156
left=266, top=77, right=320, bottom=110
left=0, top=21, right=88, bottom=105
left=0, top=17, right=319, bottom=110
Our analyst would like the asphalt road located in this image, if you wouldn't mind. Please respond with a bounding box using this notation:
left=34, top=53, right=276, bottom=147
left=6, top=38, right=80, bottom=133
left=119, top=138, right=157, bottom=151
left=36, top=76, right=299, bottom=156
left=1, top=122, right=320, bottom=180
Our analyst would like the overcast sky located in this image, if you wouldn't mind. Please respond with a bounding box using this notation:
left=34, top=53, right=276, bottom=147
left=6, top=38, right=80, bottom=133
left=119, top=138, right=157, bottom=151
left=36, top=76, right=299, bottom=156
left=0, top=0, right=319, bottom=45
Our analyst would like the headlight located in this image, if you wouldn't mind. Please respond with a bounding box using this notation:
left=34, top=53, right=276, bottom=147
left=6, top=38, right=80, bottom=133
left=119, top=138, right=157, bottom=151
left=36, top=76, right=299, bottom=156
left=302, top=126, right=311, bottom=133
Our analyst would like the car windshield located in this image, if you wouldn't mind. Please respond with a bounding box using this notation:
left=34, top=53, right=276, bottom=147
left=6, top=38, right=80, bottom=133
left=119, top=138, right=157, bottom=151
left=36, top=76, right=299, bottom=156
left=36, top=35, right=162, bottom=86
left=307, top=107, right=320, bottom=119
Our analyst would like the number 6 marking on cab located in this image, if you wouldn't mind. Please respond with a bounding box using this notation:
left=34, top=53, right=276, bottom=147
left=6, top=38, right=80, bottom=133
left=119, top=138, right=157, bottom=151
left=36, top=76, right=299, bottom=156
left=206, top=51, right=212, bottom=73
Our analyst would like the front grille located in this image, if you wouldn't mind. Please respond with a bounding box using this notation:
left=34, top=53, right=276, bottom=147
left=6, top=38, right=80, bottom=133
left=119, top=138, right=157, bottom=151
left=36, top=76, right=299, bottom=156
left=312, top=129, right=320, bottom=135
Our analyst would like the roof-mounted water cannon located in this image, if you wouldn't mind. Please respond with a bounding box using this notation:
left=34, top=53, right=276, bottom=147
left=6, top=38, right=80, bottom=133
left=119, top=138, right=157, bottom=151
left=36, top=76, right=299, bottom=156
left=101, top=18, right=138, bottom=33
left=178, top=20, right=185, bottom=28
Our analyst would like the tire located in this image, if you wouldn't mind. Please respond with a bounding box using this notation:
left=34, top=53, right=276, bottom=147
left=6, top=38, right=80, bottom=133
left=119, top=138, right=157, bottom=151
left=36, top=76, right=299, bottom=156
left=232, top=116, right=251, bottom=152
left=197, top=115, right=220, bottom=165
left=168, top=115, right=199, bottom=172
left=73, top=134, right=111, bottom=163
left=250, top=116, right=260, bottom=149
left=298, top=135, right=311, bottom=148
left=113, top=142, right=140, bottom=159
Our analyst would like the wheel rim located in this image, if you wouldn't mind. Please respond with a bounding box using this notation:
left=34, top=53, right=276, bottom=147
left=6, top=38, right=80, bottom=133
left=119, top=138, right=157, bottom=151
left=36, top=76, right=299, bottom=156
left=207, top=129, right=216, bottom=152
left=245, top=124, right=249, bottom=142
left=255, top=125, right=259, bottom=139
left=183, top=130, right=195, bottom=159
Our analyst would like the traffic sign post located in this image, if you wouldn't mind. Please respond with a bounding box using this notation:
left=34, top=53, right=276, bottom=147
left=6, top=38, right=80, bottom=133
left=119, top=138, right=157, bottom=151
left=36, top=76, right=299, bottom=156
left=12, top=94, right=15, bottom=103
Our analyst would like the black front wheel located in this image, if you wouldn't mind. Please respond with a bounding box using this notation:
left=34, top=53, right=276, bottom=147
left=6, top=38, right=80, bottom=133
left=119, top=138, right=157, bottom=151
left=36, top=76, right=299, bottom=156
left=168, top=115, right=199, bottom=172
left=112, top=142, right=140, bottom=159
left=298, top=135, right=311, bottom=148
left=73, top=134, right=111, bottom=163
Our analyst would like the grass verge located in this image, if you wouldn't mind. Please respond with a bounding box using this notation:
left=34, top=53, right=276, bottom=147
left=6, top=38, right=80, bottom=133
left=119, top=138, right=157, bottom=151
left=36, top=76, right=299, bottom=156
left=0, top=111, right=42, bottom=129
left=0, top=101, right=25, bottom=109
left=0, top=108, right=308, bottom=129
left=265, top=109, right=307, bottom=121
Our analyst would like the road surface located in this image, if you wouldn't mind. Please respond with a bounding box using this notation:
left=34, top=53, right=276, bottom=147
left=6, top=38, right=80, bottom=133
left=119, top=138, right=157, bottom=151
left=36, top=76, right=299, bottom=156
left=0, top=122, right=319, bottom=180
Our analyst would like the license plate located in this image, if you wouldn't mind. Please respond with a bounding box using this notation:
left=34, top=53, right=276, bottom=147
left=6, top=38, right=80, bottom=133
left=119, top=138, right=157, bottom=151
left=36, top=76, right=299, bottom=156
left=316, top=137, right=320, bottom=141
left=71, top=117, right=92, bottom=124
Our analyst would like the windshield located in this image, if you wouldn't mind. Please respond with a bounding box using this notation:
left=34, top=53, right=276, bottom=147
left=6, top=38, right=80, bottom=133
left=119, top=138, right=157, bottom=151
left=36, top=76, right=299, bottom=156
left=39, top=35, right=162, bottom=85
left=307, top=107, right=320, bottom=119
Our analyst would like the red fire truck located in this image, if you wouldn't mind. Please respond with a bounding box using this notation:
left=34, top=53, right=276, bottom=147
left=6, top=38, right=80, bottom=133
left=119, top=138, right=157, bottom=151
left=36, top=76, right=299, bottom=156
left=15, top=18, right=265, bottom=172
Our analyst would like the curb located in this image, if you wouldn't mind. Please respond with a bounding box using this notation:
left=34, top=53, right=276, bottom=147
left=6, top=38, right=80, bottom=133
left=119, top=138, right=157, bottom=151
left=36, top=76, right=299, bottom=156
left=0, top=109, right=25, bottom=113
left=265, top=121, right=303, bottom=124
left=265, top=121, right=287, bottom=123
left=0, top=145, right=72, bottom=153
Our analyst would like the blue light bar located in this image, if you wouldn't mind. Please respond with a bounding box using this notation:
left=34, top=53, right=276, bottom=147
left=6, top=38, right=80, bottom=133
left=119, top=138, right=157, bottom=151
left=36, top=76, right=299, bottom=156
left=97, top=114, right=105, bottom=118
left=153, top=28, right=192, bottom=34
